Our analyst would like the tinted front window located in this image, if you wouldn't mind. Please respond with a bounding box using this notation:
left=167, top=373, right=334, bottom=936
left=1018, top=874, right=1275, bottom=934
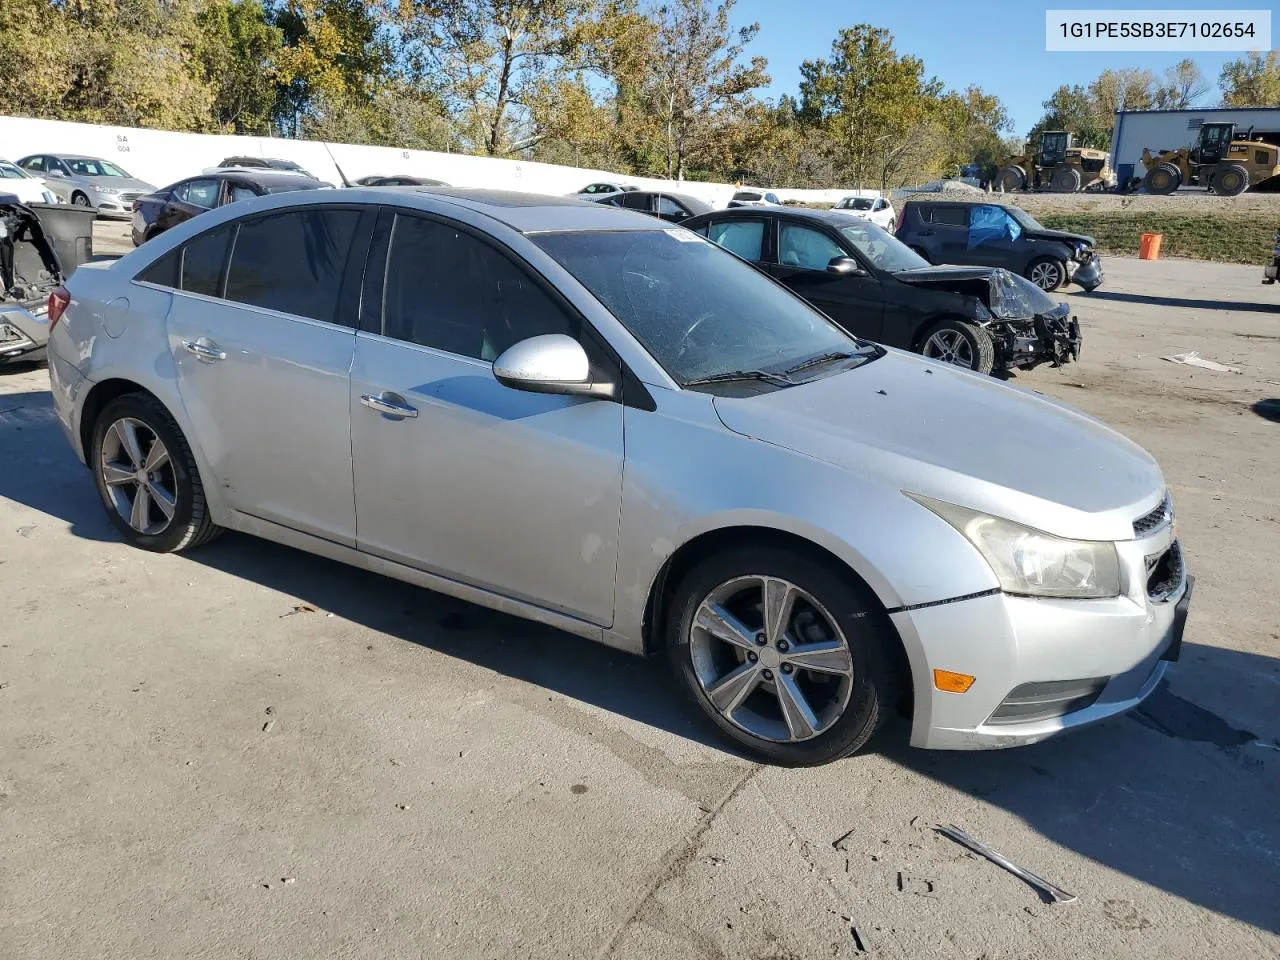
left=382, top=215, right=576, bottom=361
left=22, top=157, right=45, bottom=172
left=706, top=220, right=764, bottom=260
left=224, top=209, right=358, bottom=321
left=65, top=158, right=130, bottom=177
left=838, top=221, right=929, bottom=272
left=622, top=193, right=650, bottom=210
left=175, top=179, right=219, bottom=209
left=656, top=195, right=686, bottom=217
left=1005, top=206, right=1046, bottom=231
left=181, top=225, right=232, bottom=297
left=778, top=224, right=845, bottom=271
left=534, top=230, right=856, bottom=384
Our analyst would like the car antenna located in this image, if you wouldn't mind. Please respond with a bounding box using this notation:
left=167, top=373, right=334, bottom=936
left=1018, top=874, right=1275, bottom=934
left=321, top=142, right=352, bottom=187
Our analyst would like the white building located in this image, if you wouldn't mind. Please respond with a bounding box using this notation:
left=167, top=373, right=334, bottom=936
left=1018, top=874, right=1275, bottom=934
left=1109, top=106, right=1280, bottom=182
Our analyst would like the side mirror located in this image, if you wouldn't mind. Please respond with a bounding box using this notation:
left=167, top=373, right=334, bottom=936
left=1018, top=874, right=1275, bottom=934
left=827, top=256, right=864, bottom=276
left=492, top=334, right=617, bottom=400
left=48, top=169, right=68, bottom=178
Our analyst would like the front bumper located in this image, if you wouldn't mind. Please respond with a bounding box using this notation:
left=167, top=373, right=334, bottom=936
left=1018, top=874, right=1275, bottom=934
left=998, top=312, right=1081, bottom=369
left=91, top=199, right=133, bottom=219
left=894, top=533, right=1189, bottom=750
left=1069, top=255, right=1104, bottom=291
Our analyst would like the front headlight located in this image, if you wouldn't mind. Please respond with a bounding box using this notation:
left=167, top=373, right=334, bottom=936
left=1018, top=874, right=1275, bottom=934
left=910, top=495, right=1121, bottom=599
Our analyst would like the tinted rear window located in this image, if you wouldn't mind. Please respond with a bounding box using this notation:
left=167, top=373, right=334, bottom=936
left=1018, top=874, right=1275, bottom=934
left=924, top=205, right=968, bottom=226
left=181, top=225, right=233, bottom=297
left=136, top=249, right=179, bottom=287
left=222, top=209, right=358, bottom=322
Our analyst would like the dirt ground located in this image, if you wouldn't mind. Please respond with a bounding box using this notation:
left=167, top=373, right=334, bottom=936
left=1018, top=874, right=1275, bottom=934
left=1, top=247, right=1278, bottom=959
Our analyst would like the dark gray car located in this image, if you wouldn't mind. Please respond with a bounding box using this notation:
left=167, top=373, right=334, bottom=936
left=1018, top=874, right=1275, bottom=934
left=896, top=198, right=1103, bottom=292
left=590, top=190, right=712, bottom=223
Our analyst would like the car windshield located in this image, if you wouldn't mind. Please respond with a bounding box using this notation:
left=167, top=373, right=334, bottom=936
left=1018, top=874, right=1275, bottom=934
left=1006, top=206, right=1045, bottom=231
left=841, top=197, right=874, bottom=211
left=534, top=229, right=864, bottom=386
left=65, top=158, right=131, bottom=177
left=838, top=221, right=929, bottom=272
left=0, top=161, right=29, bottom=179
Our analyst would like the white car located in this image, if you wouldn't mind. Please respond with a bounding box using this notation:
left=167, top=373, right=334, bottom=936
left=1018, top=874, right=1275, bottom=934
left=729, top=190, right=782, bottom=208
left=834, top=195, right=895, bottom=230
left=574, top=182, right=635, bottom=198
left=0, top=158, right=58, bottom=205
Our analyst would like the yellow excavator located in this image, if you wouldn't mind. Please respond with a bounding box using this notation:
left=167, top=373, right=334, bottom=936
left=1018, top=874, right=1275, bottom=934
left=994, top=131, right=1112, bottom=193
left=1141, top=122, right=1280, bottom=196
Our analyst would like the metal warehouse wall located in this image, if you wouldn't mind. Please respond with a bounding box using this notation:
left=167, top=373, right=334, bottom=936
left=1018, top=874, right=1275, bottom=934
left=0, top=114, right=878, bottom=207
left=1110, top=108, right=1280, bottom=171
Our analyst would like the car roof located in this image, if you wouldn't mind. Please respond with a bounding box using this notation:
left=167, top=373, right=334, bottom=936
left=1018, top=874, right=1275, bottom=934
left=218, top=169, right=320, bottom=186
left=687, top=206, right=871, bottom=229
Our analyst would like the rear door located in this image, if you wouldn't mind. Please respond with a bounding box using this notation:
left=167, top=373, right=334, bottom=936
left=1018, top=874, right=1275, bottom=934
left=162, top=178, right=220, bottom=232
left=164, top=205, right=369, bottom=543
left=961, top=204, right=1025, bottom=270
left=769, top=220, right=884, bottom=340
left=918, top=204, right=970, bottom=263
left=696, top=217, right=769, bottom=269
left=349, top=210, right=624, bottom=625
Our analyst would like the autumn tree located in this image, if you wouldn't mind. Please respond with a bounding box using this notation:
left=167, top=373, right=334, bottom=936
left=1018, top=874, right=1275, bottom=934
left=1154, top=58, right=1208, bottom=109
left=1220, top=50, right=1280, bottom=107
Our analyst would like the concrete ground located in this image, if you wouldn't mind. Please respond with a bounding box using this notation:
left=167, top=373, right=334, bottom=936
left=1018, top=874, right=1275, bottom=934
left=2, top=243, right=1278, bottom=959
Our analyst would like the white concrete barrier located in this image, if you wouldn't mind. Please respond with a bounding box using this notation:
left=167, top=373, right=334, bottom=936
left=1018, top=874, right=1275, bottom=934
left=0, top=114, right=877, bottom=208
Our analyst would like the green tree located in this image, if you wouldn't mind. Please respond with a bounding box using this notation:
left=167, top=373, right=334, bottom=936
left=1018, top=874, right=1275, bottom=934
left=1220, top=50, right=1280, bottom=106
left=0, top=0, right=73, bottom=119
left=197, top=0, right=284, bottom=135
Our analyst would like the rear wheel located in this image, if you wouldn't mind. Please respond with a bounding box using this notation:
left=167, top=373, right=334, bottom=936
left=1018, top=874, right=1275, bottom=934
left=90, top=393, right=222, bottom=552
left=1050, top=165, right=1083, bottom=192
left=1026, top=256, right=1067, bottom=292
left=666, top=547, right=902, bottom=766
left=1210, top=162, right=1249, bottom=196
left=1143, top=163, right=1181, bottom=195
left=994, top=166, right=1025, bottom=192
left=918, top=318, right=996, bottom=375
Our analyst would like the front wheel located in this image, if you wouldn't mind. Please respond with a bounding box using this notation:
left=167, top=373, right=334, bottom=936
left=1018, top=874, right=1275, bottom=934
left=666, top=547, right=903, bottom=766
left=918, top=318, right=996, bottom=375
left=1026, top=256, right=1067, bottom=292
left=90, top=393, right=222, bottom=552
left=71, top=192, right=92, bottom=207
left=1143, top=163, right=1181, bottom=195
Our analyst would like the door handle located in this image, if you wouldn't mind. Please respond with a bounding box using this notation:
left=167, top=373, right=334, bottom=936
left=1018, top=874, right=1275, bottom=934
left=361, top=392, right=418, bottom=418
left=917, top=229, right=935, bottom=237
left=182, top=337, right=226, bottom=362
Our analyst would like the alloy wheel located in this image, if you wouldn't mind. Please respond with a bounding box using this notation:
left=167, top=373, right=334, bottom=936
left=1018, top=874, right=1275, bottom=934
left=73, top=194, right=91, bottom=207
left=922, top=329, right=975, bottom=368
left=1029, top=262, right=1061, bottom=290
left=688, top=575, right=854, bottom=743
left=99, top=417, right=177, bottom=535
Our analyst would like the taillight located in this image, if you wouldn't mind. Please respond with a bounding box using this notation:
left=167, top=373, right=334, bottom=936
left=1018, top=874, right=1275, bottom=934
left=48, top=286, right=70, bottom=330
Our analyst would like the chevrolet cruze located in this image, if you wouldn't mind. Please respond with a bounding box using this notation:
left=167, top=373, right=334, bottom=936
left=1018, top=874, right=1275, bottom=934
left=44, top=188, right=1191, bottom=765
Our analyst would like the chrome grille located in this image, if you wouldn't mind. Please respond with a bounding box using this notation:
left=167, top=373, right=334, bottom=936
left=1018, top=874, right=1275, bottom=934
left=1133, top=494, right=1172, bottom=537
left=118, top=192, right=142, bottom=203
left=1145, top=541, right=1183, bottom=602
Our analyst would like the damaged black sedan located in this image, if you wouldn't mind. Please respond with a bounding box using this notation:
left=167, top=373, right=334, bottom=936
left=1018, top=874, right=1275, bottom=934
left=682, top=207, right=1080, bottom=377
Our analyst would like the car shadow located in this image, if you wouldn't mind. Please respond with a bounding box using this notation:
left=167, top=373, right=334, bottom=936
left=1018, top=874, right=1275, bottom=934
left=2, top=382, right=1277, bottom=932
left=1078, top=289, right=1280, bottom=314
left=1253, top=398, right=1280, bottom=423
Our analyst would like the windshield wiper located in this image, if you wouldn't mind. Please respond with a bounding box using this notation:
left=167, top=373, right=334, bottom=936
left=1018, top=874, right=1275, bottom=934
left=781, top=346, right=878, bottom=378
left=684, top=369, right=795, bottom=387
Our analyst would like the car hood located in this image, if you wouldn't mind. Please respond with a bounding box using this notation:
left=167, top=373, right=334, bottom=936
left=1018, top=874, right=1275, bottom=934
left=712, top=349, right=1162, bottom=541
left=86, top=176, right=154, bottom=191
left=894, top=266, right=1064, bottom=320
left=1023, top=226, right=1095, bottom=247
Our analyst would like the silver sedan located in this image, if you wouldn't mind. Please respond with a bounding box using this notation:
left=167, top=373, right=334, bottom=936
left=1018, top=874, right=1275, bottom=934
left=44, top=188, right=1190, bottom=765
left=16, top=154, right=156, bottom=218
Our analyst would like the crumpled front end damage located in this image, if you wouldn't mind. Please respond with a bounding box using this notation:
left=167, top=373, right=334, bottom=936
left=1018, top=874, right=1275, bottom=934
left=903, top=267, right=1081, bottom=371
left=1, top=196, right=63, bottom=363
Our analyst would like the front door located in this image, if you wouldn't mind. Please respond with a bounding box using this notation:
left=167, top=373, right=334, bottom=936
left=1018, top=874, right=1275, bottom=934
left=166, top=207, right=365, bottom=543
left=161, top=178, right=220, bottom=232
left=770, top=221, right=884, bottom=340
left=350, top=212, right=624, bottom=626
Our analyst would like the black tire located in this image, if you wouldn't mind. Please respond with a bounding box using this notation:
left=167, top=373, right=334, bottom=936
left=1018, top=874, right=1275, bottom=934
left=917, top=317, right=996, bottom=375
left=71, top=191, right=92, bottom=207
left=1026, top=256, right=1067, bottom=292
left=666, top=546, right=904, bottom=766
left=1211, top=162, right=1249, bottom=197
left=1050, top=165, right=1082, bottom=192
left=90, top=393, right=222, bottom=552
left=1143, top=163, right=1181, bottom=195
left=994, top=166, right=1025, bottom=193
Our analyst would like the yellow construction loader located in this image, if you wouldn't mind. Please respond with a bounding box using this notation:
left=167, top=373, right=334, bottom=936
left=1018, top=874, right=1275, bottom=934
left=993, top=131, right=1112, bottom=193
left=1140, top=122, right=1280, bottom=196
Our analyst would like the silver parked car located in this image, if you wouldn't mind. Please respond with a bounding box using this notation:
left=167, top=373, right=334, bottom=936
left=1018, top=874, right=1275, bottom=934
left=44, top=188, right=1191, bottom=765
left=16, top=154, right=155, bottom=218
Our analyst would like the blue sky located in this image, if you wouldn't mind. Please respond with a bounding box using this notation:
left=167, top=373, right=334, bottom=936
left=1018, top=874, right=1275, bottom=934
left=732, top=0, right=1239, bottom=136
